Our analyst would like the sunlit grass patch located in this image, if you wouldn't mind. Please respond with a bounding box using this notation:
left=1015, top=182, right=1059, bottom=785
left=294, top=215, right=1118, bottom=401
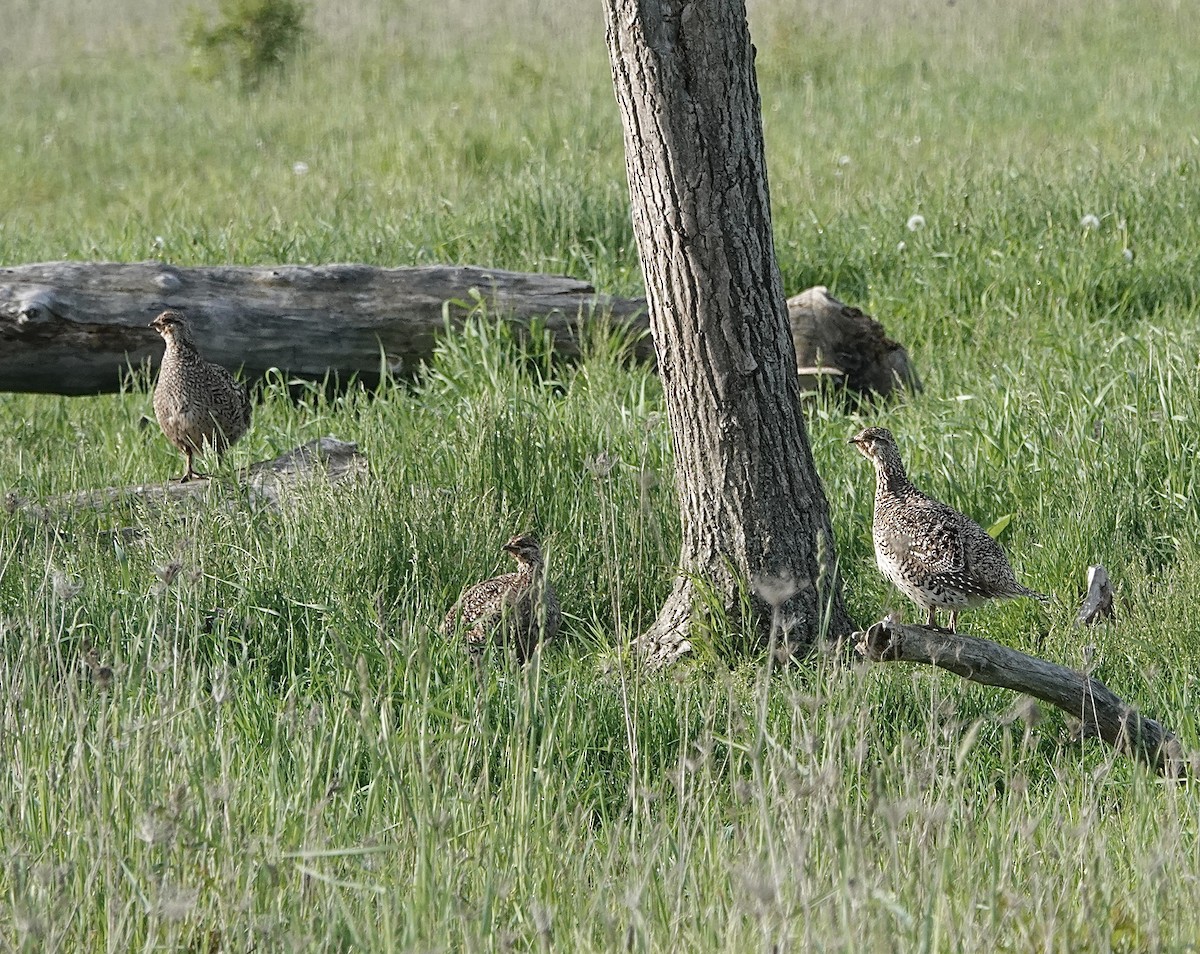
left=2, top=0, right=1200, bottom=947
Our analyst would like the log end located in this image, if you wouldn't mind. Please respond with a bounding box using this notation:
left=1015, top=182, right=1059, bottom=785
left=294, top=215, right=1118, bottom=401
left=1076, top=563, right=1116, bottom=627
left=787, top=286, right=921, bottom=399
left=246, top=436, right=368, bottom=482
left=854, top=614, right=906, bottom=662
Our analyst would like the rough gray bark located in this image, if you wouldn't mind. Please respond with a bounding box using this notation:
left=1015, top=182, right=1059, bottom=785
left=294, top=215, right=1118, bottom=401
left=856, top=616, right=1187, bottom=778
left=5, top=436, right=367, bottom=516
left=603, top=0, right=853, bottom=667
left=0, top=261, right=649, bottom=394
left=1077, top=564, right=1116, bottom=626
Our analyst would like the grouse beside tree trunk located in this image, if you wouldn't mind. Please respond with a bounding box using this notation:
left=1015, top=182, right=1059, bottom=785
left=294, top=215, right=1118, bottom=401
left=850, top=426, right=1048, bottom=632
left=441, top=533, right=562, bottom=666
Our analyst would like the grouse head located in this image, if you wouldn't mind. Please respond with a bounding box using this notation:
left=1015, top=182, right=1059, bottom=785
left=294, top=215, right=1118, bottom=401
left=502, top=533, right=545, bottom=566
left=849, top=426, right=906, bottom=476
left=150, top=310, right=197, bottom=349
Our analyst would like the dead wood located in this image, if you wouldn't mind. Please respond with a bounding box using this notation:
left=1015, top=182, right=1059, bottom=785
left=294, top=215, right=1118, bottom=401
left=0, top=261, right=649, bottom=395
left=854, top=615, right=1187, bottom=778
left=1077, top=564, right=1116, bottom=626
left=788, top=286, right=921, bottom=399
left=4, top=436, right=367, bottom=517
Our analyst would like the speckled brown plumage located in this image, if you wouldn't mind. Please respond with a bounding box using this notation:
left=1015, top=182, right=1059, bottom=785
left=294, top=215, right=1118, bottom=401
left=151, top=310, right=252, bottom=482
left=441, top=533, right=561, bottom=663
left=850, top=426, right=1048, bottom=632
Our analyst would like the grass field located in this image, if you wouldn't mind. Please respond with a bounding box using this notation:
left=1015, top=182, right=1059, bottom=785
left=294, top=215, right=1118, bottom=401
left=3, top=0, right=1200, bottom=949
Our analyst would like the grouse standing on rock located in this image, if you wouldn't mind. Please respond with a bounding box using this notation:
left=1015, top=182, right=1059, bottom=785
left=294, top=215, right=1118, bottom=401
left=850, top=426, right=1048, bottom=631
left=151, top=310, right=252, bottom=482
left=441, top=533, right=561, bottom=664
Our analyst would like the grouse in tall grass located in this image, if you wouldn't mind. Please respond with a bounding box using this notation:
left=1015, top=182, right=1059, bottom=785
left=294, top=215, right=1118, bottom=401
left=441, top=533, right=561, bottom=663
left=850, top=426, right=1048, bottom=631
left=151, top=310, right=252, bottom=482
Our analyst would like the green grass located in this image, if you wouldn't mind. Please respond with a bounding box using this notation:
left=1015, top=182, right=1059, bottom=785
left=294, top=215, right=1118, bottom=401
left=3, top=0, right=1200, bottom=949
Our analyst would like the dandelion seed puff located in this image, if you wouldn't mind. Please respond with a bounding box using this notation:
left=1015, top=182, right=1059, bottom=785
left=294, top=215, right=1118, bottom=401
left=292, top=161, right=309, bottom=176
left=906, top=214, right=926, bottom=232
left=51, top=570, right=82, bottom=602
left=752, top=573, right=798, bottom=608
left=532, top=903, right=554, bottom=937
left=154, top=561, right=183, bottom=586
left=837, top=155, right=851, bottom=166
left=1123, top=247, right=1135, bottom=262
left=585, top=451, right=616, bottom=478
left=1080, top=214, right=1101, bottom=230
left=154, top=886, right=198, bottom=921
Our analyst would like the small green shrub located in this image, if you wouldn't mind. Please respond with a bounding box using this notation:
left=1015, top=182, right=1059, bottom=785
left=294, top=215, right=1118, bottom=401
left=185, top=0, right=309, bottom=91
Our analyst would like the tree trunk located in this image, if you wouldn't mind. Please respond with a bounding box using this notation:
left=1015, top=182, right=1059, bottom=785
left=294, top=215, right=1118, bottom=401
left=603, top=0, right=853, bottom=667
left=0, top=261, right=649, bottom=395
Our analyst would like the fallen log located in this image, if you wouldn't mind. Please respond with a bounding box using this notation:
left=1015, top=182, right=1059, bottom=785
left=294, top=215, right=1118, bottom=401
left=854, top=615, right=1187, bottom=778
left=0, top=261, right=650, bottom=395
left=4, top=436, right=367, bottom=516
left=788, top=286, right=921, bottom=399
left=1077, top=563, right=1116, bottom=626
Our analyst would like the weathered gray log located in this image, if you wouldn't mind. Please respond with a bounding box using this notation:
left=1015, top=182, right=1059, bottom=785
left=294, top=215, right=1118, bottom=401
left=4, top=436, right=366, bottom=516
left=1077, top=563, right=1116, bottom=626
left=855, top=615, right=1187, bottom=777
left=788, top=286, right=921, bottom=398
left=0, top=261, right=650, bottom=394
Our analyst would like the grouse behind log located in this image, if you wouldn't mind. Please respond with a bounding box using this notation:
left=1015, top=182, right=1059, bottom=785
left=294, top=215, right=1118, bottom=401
left=850, top=426, right=1048, bottom=631
left=441, top=533, right=561, bottom=664
left=151, top=310, right=252, bottom=482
